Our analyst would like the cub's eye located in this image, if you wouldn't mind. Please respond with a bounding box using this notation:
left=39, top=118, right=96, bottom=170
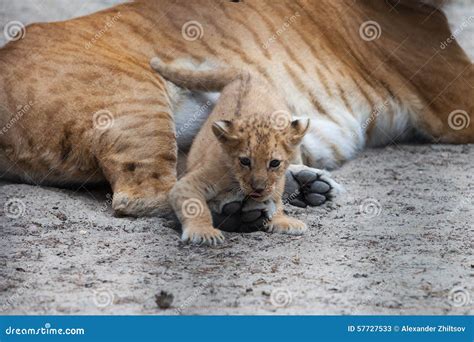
left=239, top=157, right=251, bottom=167
left=269, top=159, right=281, bottom=168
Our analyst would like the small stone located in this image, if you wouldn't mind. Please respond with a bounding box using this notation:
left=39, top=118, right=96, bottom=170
left=353, top=273, right=368, bottom=278
left=155, top=291, right=173, bottom=309
left=55, top=212, right=67, bottom=221
left=292, top=255, right=301, bottom=265
left=252, top=278, right=267, bottom=286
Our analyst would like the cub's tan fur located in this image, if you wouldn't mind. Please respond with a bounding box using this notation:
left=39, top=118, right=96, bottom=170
left=151, top=58, right=309, bottom=244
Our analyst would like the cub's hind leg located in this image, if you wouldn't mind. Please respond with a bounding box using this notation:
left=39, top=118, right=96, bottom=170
left=91, top=84, right=178, bottom=217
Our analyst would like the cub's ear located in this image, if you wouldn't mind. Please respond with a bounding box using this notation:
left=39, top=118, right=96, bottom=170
left=288, top=119, right=310, bottom=145
left=212, top=120, right=238, bottom=144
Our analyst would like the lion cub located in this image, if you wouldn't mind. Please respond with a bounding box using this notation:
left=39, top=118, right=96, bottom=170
left=151, top=58, right=310, bottom=245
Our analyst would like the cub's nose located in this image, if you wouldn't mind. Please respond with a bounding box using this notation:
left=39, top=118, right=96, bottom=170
left=251, top=187, right=265, bottom=194
left=250, top=179, right=267, bottom=194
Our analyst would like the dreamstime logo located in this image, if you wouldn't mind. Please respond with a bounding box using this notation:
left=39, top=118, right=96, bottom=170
left=359, top=21, right=382, bottom=41
left=0, top=101, right=35, bottom=136
left=92, top=288, right=114, bottom=308
left=4, top=21, right=26, bottom=42
left=175, top=280, right=210, bottom=314
left=181, top=21, right=204, bottom=41
left=182, top=198, right=204, bottom=219
left=270, top=110, right=291, bottom=130
left=440, top=16, right=474, bottom=50
left=84, top=12, right=122, bottom=49
left=176, top=100, right=212, bottom=138
left=270, top=288, right=292, bottom=308
left=359, top=198, right=382, bottom=218
left=448, top=287, right=472, bottom=307
left=92, top=109, right=114, bottom=130
left=262, top=11, right=300, bottom=49
left=4, top=198, right=26, bottom=219
left=448, top=110, right=470, bottom=131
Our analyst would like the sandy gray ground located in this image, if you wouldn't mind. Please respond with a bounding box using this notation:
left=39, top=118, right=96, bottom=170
left=0, top=1, right=473, bottom=315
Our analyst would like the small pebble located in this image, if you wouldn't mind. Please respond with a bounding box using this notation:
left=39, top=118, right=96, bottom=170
left=55, top=212, right=67, bottom=221
left=353, top=273, right=368, bottom=278
left=155, top=291, right=174, bottom=309
left=253, top=278, right=267, bottom=286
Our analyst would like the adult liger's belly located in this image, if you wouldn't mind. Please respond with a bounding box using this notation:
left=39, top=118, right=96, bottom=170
left=170, top=85, right=220, bottom=152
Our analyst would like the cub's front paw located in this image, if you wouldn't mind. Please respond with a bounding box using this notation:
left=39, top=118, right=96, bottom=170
left=284, top=165, right=344, bottom=208
left=265, top=216, right=307, bottom=235
left=182, top=225, right=225, bottom=246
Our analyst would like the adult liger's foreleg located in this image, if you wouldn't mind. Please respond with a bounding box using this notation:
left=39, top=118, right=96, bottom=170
left=91, top=87, right=178, bottom=217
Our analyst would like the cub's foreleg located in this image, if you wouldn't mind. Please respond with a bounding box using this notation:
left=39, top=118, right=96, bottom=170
left=265, top=179, right=308, bottom=236
left=169, top=171, right=225, bottom=245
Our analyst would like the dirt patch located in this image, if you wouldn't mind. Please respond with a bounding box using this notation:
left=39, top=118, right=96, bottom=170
left=1, top=145, right=473, bottom=314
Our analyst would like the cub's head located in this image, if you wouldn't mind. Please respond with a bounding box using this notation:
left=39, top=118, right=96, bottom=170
left=212, top=113, right=309, bottom=202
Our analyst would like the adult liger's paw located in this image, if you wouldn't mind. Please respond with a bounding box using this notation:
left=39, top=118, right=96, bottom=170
left=182, top=225, right=225, bottom=246
left=284, top=165, right=344, bottom=208
left=112, top=192, right=169, bottom=217
left=212, top=198, right=276, bottom=233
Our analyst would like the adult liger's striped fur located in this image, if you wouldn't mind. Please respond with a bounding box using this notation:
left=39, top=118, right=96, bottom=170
left=0, top=0, right=472, bottom=216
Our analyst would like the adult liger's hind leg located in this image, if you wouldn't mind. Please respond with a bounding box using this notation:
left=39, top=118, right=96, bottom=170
left=391, top=3, right=474, bottom=143
left=91, top=86, right=177, bottom=217
left=415, top=63, right=474, bottom=144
